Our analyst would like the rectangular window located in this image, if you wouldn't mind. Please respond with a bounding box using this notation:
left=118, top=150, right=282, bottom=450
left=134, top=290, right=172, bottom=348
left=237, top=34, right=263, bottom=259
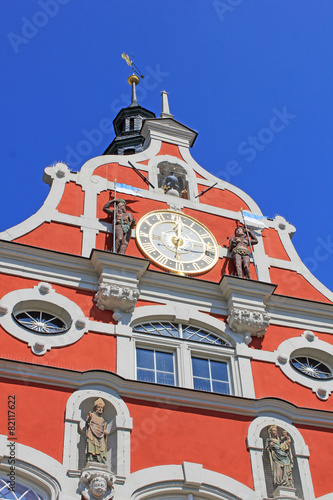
left=136, top=348, right=176, bottom=386
left=192, top=357, right=230, bottom=394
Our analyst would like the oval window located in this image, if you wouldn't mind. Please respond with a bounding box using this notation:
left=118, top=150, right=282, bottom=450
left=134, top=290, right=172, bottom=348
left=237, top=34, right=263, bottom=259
left=13, top=311, right=69, bottom=334
left=290, top=356, right=333, bottom=380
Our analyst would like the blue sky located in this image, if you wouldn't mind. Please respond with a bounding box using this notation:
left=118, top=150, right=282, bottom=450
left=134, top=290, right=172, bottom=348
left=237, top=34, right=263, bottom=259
left=1, top=1, right=333, bottom=292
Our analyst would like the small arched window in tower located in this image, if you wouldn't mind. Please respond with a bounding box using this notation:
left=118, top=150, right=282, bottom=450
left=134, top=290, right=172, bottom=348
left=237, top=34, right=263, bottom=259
left=129, top=117, right=135, bottom=130
left=124, top=148, right=136, bottom=156
left=157, top=161, right=189, bottom=199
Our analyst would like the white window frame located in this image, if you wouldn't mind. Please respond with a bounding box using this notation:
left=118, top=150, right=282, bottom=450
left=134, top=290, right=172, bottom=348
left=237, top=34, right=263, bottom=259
left=276, top=330, right=333, bottom=400
left=133, top=321, right=231, bottom=346
left=191, top=355, right=232, bottom=395
left=116, top=305, right=254, bottom=398
left=0, top=282, right=88, bottom=355
left=136, top=345, right=177, bottom=386
left=132, top=332, right=239, bottom=395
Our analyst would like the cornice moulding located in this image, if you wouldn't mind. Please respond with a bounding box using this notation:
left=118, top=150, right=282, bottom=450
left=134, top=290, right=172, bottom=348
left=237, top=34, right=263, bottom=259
left=220, top=275, right=277, bottom=306
left=91, top=249, right=150, bottom=283
left=1, top=241, right=332, bottom=332
left=0, top=359, right=332, bottom=429
left=0, top=240, right=97, bottom=290
left=141, top=118, right=197, bottom=148
left=220, top=276, right=276, bottom=337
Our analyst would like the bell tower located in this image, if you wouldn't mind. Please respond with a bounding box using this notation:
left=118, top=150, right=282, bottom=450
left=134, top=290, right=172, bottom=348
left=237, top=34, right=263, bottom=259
left=103, top=64, right=155, bottom=156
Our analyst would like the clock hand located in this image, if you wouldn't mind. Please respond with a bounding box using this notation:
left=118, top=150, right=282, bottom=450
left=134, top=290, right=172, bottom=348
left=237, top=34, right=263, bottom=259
left=172, top=216, right=183, bottom=247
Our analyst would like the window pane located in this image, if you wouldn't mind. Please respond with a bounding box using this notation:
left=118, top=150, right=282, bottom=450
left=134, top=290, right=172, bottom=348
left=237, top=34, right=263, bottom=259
left=133, top=322, right=179, bottom=337
left=212, top=380, right=230, bottom=395
left=136, top=349, right=154, bottom=369
left=185, top=333, right=202, bottom=342
left=157, top=371, right=175, bottom=386
left=157, top=323, right=179, bottom=337
left=156, top=351, right=174, bottom=372
left=192, top=357, right=209, bottom=378
left=0, top=478, right=46, bottom=500
left=193, top=377, right=211, bottom=392
left=137, top=368, right=155, bottom=383
left=211, top=360, right=228, bottom=381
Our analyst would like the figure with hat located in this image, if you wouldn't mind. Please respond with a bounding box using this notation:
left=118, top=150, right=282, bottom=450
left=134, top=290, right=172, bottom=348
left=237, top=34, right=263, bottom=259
left=103, top=197, right=136, bottom=254
left=85, top=398, right=108, bottom=464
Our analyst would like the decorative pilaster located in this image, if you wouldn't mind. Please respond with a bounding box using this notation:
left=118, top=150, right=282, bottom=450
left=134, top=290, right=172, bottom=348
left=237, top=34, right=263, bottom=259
left=220, top=275, right=276, bottom=339
left=91, top=250, right=149, bottom=321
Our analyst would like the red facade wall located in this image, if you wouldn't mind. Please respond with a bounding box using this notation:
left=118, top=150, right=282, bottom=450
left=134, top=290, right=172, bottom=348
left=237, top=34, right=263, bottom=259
left=252, top=360, right=333, bottom=411
left=0, top=322, right=116, bottom=373
left=124, top=398, right=254, bottom=489
left=262, top=228, right=290, bottom=261
left=270, top=267, right=332, bottom=303
left=197, top=184, right=249, bottom=212
left=0, top=378, right=73, bottom=462
left=296, top=424, right=333, bottom=498
left=250, top=325, right=333, bottom=352
left=93, top=163, right=149, bottom=189
left=0, top=275, right=117, bottom=372
left=14, top=222, right=83, bottom=255
left=157, top=142, right=183, bottom=160
left=56, top=182, right=85, bottom=217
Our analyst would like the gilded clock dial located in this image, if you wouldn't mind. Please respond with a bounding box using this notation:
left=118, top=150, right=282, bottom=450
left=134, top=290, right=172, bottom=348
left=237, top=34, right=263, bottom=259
left=136, top=210, right=219, bottom=275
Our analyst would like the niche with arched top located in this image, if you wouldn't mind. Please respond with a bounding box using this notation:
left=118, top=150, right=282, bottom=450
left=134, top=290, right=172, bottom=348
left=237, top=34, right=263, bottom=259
left=78, top=397, right=117, bottom=471
left=157, top=161, right=189, bottom=199
left=260, top=425, right=303, bottom=499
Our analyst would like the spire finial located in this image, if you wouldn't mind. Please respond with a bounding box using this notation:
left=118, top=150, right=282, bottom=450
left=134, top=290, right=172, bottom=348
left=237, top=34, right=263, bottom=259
left=121, top=52, right=145, bottom=106
left=160, top=91, right=174, bottom=118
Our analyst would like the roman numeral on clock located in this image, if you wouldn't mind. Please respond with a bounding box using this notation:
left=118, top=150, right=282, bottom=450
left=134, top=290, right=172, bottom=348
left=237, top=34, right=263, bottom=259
left=156, top=254, right=168, bottom=266
left=175, top=261, right=184, bottom=272
left=202, top=254, right=213, bottom=264
left=143, top=242, right=155, bottom=253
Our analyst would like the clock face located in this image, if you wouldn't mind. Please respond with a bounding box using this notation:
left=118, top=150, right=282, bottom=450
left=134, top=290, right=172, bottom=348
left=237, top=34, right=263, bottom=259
left=136, top=210, right=219, bottom=275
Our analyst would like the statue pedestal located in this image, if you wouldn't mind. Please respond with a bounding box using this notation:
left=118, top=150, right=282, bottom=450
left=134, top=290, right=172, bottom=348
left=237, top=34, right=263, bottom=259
left=85, top=462, right=110, bottom=472
left=273, top=486, right=299, bottom=499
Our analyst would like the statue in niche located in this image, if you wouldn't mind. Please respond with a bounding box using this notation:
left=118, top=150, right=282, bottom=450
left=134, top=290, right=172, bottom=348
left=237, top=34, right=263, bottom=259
left=85, top=398, right=108, bottom=464
left=158, top=161, right=188, bottom=198
left=103, top=198, right=136, bottom=254
left=164, top=171, right=180, bottom=193
left=265, top=425, right=294, bottom=489
left=228, top=226, right=258, bottom=279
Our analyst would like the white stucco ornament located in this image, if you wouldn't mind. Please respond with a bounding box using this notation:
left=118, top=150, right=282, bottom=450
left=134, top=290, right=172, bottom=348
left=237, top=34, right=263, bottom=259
left=95, top=282, right=140, bottom=317
left=55, top=162, right=68, bottom=178
left=80, top=468, right=114, bottom=500
left=227, top=307, right=270, bottom=337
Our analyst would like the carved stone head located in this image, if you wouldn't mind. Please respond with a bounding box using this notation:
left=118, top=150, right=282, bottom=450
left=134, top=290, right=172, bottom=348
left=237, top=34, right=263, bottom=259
left=89, top=477, right=108, bottom=498
left=93, top=398, right=105, bottom=415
